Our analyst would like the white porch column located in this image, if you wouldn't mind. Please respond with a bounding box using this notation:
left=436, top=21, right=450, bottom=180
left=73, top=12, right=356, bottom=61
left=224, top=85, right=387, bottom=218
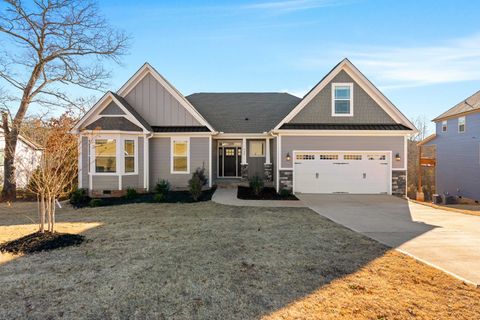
left=265, top=138, right=271, bottom=164
left=241, top=138, right=247, bottom=164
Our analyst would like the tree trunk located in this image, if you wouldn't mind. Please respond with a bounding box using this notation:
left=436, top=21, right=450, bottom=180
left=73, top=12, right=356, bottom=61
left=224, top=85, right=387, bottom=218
left=1, top=62, right=44, bottom=201
left=1, top=113, right=18, bottom=201
left=39, top=195, right=45, bottom=233
left=51, top=198, right=56, bottom=232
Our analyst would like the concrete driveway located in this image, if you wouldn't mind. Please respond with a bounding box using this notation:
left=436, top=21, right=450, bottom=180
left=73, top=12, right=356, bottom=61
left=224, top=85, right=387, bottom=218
left=297, top=194, right=480, bottom=286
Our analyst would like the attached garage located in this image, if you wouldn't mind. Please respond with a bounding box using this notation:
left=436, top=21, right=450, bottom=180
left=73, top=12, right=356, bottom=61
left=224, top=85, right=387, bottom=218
left=293, top=151, right=391, bottom=194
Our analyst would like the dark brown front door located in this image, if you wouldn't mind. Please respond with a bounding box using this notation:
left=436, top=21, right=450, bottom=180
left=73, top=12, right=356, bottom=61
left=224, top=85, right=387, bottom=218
left=223, top=147, right=237, bottom=177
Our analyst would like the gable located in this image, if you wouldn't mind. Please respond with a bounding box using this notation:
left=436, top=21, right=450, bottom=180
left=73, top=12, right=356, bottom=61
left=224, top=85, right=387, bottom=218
left=84, top=117, right=142, bottom=132
left=100, top=101, right=126, bottom=115
left=274, top=59, right=416, bottom=132
left=73, top=92, right=151, bottom=133
left=290, top=70, right=396, bottom=124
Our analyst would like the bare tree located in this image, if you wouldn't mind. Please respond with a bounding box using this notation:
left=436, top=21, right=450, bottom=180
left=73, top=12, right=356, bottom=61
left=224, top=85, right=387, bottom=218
left=0, top=0, right=129, bottom=201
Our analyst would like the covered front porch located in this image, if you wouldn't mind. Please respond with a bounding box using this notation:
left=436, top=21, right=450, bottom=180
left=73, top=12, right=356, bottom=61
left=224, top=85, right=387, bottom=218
left=212, top=136, right=274, bottom=185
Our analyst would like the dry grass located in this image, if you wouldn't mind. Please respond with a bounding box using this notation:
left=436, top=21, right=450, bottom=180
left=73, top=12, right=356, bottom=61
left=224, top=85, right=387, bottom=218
left=0, top=201, right=479, bottom=319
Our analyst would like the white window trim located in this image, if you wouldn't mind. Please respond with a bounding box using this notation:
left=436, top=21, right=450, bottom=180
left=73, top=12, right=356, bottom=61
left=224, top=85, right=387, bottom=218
left=170, top=137, right=190, bottom=174
left=123, top=138, right=139, bottom=176
left=442, top=120, right=447, bottom=132
left=331, top=83, right=354, bottom=117
left=458, top=116, right=466, bottom=133
left=249, top=140, right=265, bottom=157
left=90, top=134, right=138, bottom=176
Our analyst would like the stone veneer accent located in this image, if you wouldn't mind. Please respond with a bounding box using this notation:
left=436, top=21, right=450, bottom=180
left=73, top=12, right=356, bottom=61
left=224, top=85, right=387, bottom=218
left=279, top=170, right=293, bottom=191
left=392, top=170, right=406, bottom=197
left=264, top=163, right=273, bottom=182
left=241, top=164, right=249, bottom=180
left=90, top=188, right=146, bottom=198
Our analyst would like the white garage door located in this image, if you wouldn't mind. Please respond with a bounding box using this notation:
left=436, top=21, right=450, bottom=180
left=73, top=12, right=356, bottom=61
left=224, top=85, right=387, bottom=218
left=293, top=151, right=390, bottom=194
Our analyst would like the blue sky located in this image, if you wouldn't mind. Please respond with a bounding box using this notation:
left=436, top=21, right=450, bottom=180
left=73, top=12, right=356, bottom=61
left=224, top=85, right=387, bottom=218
left=16, top=1, right=480, bottom=132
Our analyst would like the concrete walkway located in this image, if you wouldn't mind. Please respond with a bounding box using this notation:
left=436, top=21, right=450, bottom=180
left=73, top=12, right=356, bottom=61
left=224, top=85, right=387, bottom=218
left=212, top=188, right=305, bottom=208
left=298, top=194, right=480, bottom=286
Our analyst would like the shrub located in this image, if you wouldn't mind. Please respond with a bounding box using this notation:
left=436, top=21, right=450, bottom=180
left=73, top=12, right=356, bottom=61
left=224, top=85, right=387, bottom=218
left=192, top=167, right=207, bottom=186
left=249, top=176, right=264, bottom=196
left=153, top=193, right=165, bottom=203
left=89, top=198, right=104, bottom=207
left=125, top=187, right=138, bottom=200
left=189, top=174, right=203, bottom=201
left=155, top=180, right=171, bottom=195
left=69, top=188, right=90, bottom=207
left=279, top=189, right=292, bottom=197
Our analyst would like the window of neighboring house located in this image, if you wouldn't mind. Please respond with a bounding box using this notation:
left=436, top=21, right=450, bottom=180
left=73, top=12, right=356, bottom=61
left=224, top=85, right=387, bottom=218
left=249, top=141, right=265, bottom=157
left=124, top=140, right=135, bottom=173
left=0, top=148, right=4, bottom=167
left=95, top=139, right=116, bottom=173
left=332, top=83, right=353, bottom=116
left=458, top=116, right=466, bottom=133
left=171, top=138, right=189, bottom=173
left=442, top=120, right=447, bottom=132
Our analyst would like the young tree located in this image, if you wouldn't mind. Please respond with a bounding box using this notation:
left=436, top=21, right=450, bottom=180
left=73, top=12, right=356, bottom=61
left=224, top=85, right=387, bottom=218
left=0, top=0, right=129, bottom=201
left=23, top=113, right=78, bottom=233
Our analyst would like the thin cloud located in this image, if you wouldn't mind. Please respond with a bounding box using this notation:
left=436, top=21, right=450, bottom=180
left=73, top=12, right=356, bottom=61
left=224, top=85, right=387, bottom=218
left=338, top=33, right=480, bottom=90
left=243, top=0, right=357, bottom=13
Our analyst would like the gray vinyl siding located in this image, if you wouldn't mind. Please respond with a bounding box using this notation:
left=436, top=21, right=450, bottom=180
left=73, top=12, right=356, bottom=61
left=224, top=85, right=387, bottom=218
left=80, top=136, right=89, bottom=189
left=427, top=113, right=480, bottom=200
left=100, top=101, right=126, bottom=115
left=92, top=176, right=119, bottom=190
left=121, top=137, right=144, bottom=189
left=149, top=137, right=209, bottom=189
left=289, top=70, right=396, bottom=124
left=281, top=135, right=405, bottom=169
left=124, top=73, right=201, bottom=126
left=247, top=139, right=266, bottom=178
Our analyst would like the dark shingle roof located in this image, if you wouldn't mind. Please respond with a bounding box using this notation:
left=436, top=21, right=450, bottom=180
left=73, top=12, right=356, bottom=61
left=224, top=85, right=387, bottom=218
left=186, top=93, right=301, bottom=133
left=433, top=90, right=480, bottom=121
left=152, top=126, right=210, bottom=132
left=280, top=123, right=412, bottom=130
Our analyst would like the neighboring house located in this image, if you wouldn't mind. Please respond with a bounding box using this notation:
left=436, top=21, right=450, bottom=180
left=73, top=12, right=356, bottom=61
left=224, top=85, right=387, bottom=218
left=420, top=90, right=480, bottom=202
left=0, top=128, right=43, bottom=188
left=72, top=59, right=416, bottom=197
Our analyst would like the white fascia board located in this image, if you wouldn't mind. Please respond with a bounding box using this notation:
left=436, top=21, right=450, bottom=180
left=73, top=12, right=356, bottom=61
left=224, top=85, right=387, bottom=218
left=214, top=133, right=270, bottom=139
left=116, top=63, right=216, bottom=132
left=72, top=92, right=111, bottom=132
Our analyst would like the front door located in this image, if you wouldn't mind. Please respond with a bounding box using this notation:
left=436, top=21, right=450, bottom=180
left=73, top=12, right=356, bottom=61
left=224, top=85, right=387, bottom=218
left=223, top=147, right=237, bottom=177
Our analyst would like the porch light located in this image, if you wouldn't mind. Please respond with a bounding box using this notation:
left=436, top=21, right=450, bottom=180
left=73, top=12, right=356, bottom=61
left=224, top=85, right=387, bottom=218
left=395, top=153, right=401, bottom=161
left=286, top=152, right=291, bottom=161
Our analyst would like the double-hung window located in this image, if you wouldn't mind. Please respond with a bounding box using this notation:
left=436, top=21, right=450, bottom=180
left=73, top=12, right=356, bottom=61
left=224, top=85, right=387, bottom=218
left=332, top=83, right=353, bottom=116
left=124, top=140, right=135, bottom=173
left=442, top=120, right=447, bottom=132
left=95, top=139, right=116, bottom=173
left=171, top=138, right=189, bottom=173
left=458, top=117, right=465, bottom=133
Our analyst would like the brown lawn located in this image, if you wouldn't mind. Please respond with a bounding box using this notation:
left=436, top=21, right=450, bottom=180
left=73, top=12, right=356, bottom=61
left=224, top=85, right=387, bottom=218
left=0, top=201, right=479, bottom=319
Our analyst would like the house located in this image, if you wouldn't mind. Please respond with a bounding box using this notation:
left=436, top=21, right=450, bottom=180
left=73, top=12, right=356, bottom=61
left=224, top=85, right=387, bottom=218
left=0, top=128, right=43, bottom=188
left=420, top=90, right=480, bottom=202
left=72, top=59, right=416, bottom=197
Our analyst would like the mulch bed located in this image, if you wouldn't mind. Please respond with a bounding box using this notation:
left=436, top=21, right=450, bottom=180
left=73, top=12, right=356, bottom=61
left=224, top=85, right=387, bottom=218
left=237, top=186, right=298, bottom=200
left=72, top=187, right=217, bottom=208
left=0, top=232, right=85, bottom=254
